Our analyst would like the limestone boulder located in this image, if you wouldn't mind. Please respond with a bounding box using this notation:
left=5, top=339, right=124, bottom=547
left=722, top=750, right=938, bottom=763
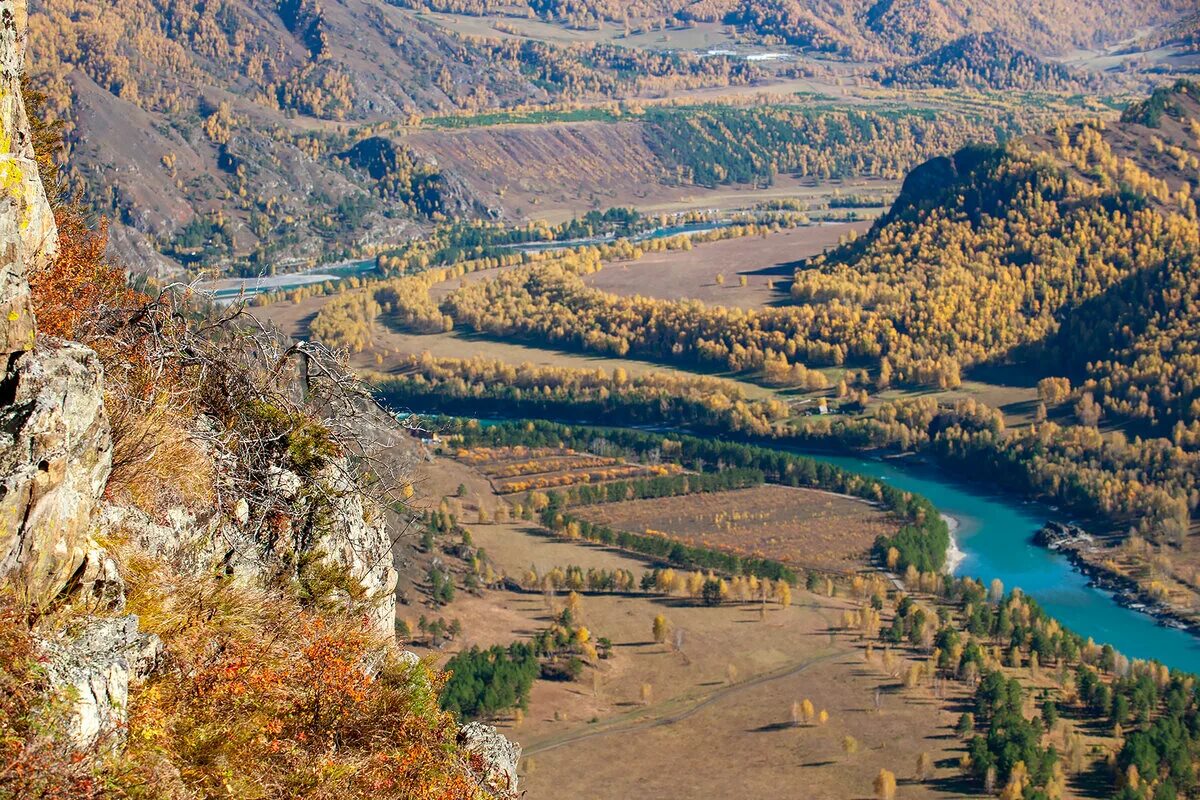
left=0, top=342, right=112, bottom=608
left=459, top=721, right=522, bottom=798
left=41, top=614, right=162, bottom=750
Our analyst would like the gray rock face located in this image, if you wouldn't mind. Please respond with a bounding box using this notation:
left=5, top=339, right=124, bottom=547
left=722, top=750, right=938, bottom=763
left=67, top=538, right=127, bottom=613
left=459, top=721, right=522, bottom=798
left=319, top=463, right=397, bottom=636
left=0, top=1, right=102, bottom=609
left=41, top=614, right=162, bottom=750
left=97, top=458, right=398, bottom=637
left=0, top=342, right=113, bottom=608
left=0, top=0, right=59, bottom=359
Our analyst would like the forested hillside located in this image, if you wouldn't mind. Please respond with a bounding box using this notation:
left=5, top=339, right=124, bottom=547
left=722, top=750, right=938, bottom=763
left=880, top=34, right=1086, bottom=92
left=29, top=0, right=518, bottom=272
left=27, top=0, right=770, bottom=271
left=401, top=0, right=1193, bottom=57
left=805, top=81, right=1200, bottom=431
left=27, top=0, right=1198, bottom=274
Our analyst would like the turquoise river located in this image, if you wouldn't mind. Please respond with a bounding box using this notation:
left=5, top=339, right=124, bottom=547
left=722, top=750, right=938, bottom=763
left=455, top=414, right=1200, bottom=671
left=806, top=451, right=1200, bottom=672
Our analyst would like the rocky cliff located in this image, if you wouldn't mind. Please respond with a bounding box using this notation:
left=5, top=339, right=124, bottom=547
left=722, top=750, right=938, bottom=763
left=0, top=2, right=519, bottom=791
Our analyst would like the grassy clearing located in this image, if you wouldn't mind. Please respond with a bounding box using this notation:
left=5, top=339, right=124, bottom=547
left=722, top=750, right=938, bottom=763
left=411, top=519, right=976, bottom=800
left=584, top=222, right=869, bottom=309
left=576, top=485, right=893, bottom=574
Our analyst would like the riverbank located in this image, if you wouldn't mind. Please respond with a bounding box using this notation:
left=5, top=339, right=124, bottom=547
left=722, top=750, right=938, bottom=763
left=942, top=513, right=965, bottom=574
left=386, top=410, right=1200, bottom=667
left=1035, top=525, right=1199, bottom=636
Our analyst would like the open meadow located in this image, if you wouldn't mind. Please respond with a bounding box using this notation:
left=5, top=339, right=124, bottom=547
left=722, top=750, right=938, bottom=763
left=576, top=485, right=893, bottom=574
left=409, top=517, right=980, bottom=800
left=406, top=472, right=1110, bottom=800
left=585, top=222, right=870, bottom=308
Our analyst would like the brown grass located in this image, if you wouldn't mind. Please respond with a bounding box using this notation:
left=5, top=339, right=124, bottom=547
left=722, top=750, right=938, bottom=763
left=410, top=521, right=976, bottom=800
left=577, top=485, right=893, bottom=573
left=584, top=223, right=870, bottom=309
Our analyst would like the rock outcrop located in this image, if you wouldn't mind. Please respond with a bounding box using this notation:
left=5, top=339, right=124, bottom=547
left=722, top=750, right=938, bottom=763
left=0, top=0, right=57, bottom=358
left=460, top=721, right=522, bottom=797
left=0, top=0, right=103, bottom=608
left=99, top=458, right=398, bottom=638
left=315, top=462, right=398, bottom=635
left=0, top=0, right=138, bottom=752
left=40, top=615, right=162, bottom=749
left=0, top=341, right=112, bottom=607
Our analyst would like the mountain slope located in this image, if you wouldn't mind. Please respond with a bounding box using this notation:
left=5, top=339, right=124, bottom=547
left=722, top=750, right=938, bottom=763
left=29, top=0, right=771, bottom=272
left=30, top=0, right=531, bottom=272
left=725, top=0, right=1195, bottom=58
left=800, top=80, right=1200, bottom=437
left=880, top=33, right=1085, bottom=91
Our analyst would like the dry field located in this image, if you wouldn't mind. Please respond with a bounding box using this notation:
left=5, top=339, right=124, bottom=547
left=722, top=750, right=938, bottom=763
left=577, top=485, right=893, bottom=573
left=400, top=453, right=1111, bottom=800
left=585, top=222, right=870, bottom=309
left=457, top=445, right=683, bottom=494
left=411, top=521, right=979, bottom=800
left=404, top=115, right=898, bottom=224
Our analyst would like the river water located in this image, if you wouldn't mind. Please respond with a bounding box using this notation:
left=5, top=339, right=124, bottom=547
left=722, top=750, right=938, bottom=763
left=805, top=451, right=1200, bottom=672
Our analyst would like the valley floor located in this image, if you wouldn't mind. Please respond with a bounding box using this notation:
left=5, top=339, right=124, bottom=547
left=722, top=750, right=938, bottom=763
left=402, top=451, right=1110, bottom=799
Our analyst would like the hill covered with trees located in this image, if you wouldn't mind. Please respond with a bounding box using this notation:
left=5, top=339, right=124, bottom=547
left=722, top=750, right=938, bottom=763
left=27, top=0, right=1199, bottom=274
left=718, top=0, right=1190, bottom=59
left=880, top=33, right=1086, bottom=92
left=27, top=0, right=762, bottom=271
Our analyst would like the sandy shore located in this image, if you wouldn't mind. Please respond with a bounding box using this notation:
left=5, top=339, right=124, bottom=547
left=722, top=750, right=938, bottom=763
left=942, top=513, right=966, bottom=574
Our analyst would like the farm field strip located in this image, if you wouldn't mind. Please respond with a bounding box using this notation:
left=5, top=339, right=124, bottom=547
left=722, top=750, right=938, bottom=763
left=457, top=445, right=685, bottom=494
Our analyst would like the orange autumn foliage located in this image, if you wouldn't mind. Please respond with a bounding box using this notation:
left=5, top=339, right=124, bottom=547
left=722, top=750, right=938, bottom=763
left=114, top=558, right=492, bottom=800
left=0, top=594, right=103, bottom=800
left=29, top=206, right=142, bottom=343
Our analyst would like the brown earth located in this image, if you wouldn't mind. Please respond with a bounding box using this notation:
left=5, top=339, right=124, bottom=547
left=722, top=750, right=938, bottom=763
left=405, top=119, right=901, bottom=224
left=576, top=485, right=893, bottom=573
left=584, top=222, right=871, bottom=308
left=409, top=520, right=977, bottom=800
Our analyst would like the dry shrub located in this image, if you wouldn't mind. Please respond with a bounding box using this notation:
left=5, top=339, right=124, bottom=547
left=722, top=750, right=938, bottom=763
left=104, top=390, right=214, bottom=515
left=0, top=595, right=103, bottom=800
left=110, top=551, right=489, bottom=800
left=28, top=205, right=218, bottom=517
left=29, top=207, right=138, bottom=343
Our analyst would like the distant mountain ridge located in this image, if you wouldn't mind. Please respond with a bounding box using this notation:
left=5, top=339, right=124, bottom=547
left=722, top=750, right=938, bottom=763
left=404, top=0, right=1195, bottom=58
left=25, top=0, right=1197, bottom=274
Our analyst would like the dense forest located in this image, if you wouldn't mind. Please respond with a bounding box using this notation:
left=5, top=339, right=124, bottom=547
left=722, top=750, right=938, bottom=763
left=373, top=353, right=791, bottom=434
left=640, top=104, right=1028, bottom=186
